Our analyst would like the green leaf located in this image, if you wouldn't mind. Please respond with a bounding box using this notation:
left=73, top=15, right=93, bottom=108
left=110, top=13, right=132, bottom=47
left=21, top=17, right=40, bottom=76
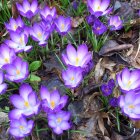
left=29, top=74, right=41, bottom=82
left=29, top=61, right=41, bottom=71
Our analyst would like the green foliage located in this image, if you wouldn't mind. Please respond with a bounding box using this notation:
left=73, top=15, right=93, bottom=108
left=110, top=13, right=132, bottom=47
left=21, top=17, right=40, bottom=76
left=60, top=0, right=69, bottom=9
left=72, top=1, right=87, bottom=16
left=28, top=74, right=41, bottom=82
left=0, top=0, right=11, bottom=25
left=29, top=61, right=42, bottom=72
left=84, top=21, right=108, bottom=52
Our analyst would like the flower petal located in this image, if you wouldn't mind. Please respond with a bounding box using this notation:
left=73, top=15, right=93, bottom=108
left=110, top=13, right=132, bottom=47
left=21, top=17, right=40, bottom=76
left=40, top=86, right=50, bottom=101
left=60, top=121, right=70, bottom=130
left=19, top=84, right=32, bottom=101
left=66, top=44, right=77, bottom=63
left=122, top=68, right=130, bottom=85
left=10, top=95, right=25, bottom=109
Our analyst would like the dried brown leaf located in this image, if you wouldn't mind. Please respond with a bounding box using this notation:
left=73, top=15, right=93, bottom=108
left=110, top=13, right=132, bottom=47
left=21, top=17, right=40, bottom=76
left=132, top=120, right=140, bottom=128
left=99, top=40, right=134, bottom=56
left=102, top=58, right=116, bottom=71
left=94, top=58, right=105, bottom=83
left=71, top=17, right=84, bottom=28
left=104, top=136, right=111, bottom=140
left=98, top=117, right=105, bottom=135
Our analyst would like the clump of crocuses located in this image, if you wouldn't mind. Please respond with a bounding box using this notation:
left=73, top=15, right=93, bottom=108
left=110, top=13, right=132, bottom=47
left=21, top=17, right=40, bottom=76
left=62, top=44, right=93, bottom=89
left=40, top=86, right=71, bottom=134
left=8, top=84, right=71, bottom=137
left=86, top=0, right=123, bottom=37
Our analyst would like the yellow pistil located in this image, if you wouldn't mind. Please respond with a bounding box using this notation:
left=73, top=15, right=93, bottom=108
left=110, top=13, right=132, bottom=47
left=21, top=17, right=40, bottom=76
left=97, top=27, right=100, bottom=30
left=14, top=25, right=17, bottom=30
left=97, top=6, right=100, bottom=10
left=127, top=81, right=131, bottom=88
left=24, top=101, right=30, bottom=108
left=19, top=125, right=24, bottom=131
left=16, top=69, right=20, bottom=75
left=37, top=32, right=42, bottom=38
left=19, top=37, right=23, bottom=44
left=57, top=118, right=62, bottom=123
left=70, top=76, right=74, bottom=81
left=4, top=58, right=9, bottom=63
left=61, top=24, right=65, bottom=30
left=75, top=57, right=79, bottom=66
left=128, top=104, right=135, bottom=109
left=50, top=100, right=55, bottom=109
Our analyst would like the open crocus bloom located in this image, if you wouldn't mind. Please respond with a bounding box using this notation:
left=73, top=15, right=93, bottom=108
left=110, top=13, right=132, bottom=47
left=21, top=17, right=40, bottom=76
left=0, top=44, right=16, bottom=68
left=16, top=0, right=38, bottom=19
left=30, top=23, right=50, bottom=46
left=109, top=15, right=123, bottom=30
left=117, top=68, right=140, bottom=92
left=3, top=57, right=29, bottom=82
left=87, top=0, right=112, bottom=17
left=62, top=66, right=83, bottom=88
left=55, top=16, right=71, bottom=36
left=40, top=6, right=56, bottom=22
left=119, top=91, right=140, bottom=119
left=9, top=116, right=34, bottom=138
left=62, top=44, right=92, bottom=68
left=40, top=86, right=68, bottom=113
left=5, top=31, right=32, bottom=53
left=0, top=71, right=7, bottom=95
left=5, top=17, right=24, bottom=32
left=9, top=84, right=40, bottom=119
left=48, top=111, right=71, bottom=134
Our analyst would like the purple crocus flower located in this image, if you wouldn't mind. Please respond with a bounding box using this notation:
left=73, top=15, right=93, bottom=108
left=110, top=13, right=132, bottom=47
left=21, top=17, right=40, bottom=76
left=48, top=111, right=71, bottom=134
left=116, top=68, right=140, bottom=92
left=86, top=15, right=97, bottom=25
left=62, top=67, right=83, bottom=88
left=119, top=91, right=140, bottom=119
left=5, top=31, right=32, bottom=53
left=0, top=71, right=7, bottom=95
left=9, top=116, right=34, bottom=138
left=108, top=79, right=115, bottom=90
left=3, top=57, right=29, bottom=82
left=40, top=21, right=55, bottom=33
left=87, top=0, right=112, bottom=17
left=109, top=97, right=118, bottom=107
left=101, top=83, right=112, bottom=96
left=92, top=18, right=107, bottom=35
left=16, top=0, right=38, bottom=19
left=30, top=23, right=50, bottom=46
left=108, top=16, right=123, bottom=30
left=5, top=17, right=24, bottom=32
left=40, top=6, right=56, bottom=22
left=40, top=86, right=68, bottom=113
left=62, top=44, right=92, bottom=68
left=55, top=16, right=71, bottom=36
left=9, top=84, right=40, bottom=119
left=0, top=44, right=16, bottom=68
